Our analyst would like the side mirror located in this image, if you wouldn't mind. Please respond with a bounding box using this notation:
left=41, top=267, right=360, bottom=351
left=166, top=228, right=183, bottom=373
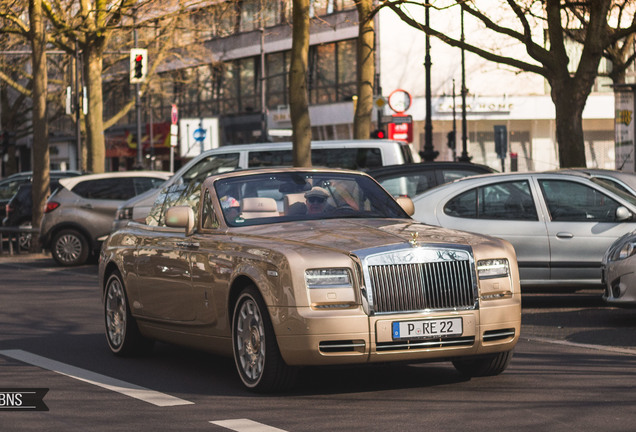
left=616, top=206, right=632, bottom=222
left=165, top=205, right=195, bottom=235
left=396, top=196, right=415, bottom=216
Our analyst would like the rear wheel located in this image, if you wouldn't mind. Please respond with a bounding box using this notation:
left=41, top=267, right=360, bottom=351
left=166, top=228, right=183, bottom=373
left=452, top=351, right=513, bottom=377
left=232, top=286, right=297, bottom=393
left=104, top=271, right=153, bottom=356
left=51, top=229, right=89, bottom=266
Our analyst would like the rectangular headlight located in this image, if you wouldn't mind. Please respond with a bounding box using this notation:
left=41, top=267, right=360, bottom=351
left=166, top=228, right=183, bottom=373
left=305, top=269, right=352, bottom=289
left=477, top=259, right=509, bottom=279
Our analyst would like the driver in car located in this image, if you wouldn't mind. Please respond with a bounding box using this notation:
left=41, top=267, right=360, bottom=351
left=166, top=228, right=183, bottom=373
left=304, top=186, right=330, bottom=215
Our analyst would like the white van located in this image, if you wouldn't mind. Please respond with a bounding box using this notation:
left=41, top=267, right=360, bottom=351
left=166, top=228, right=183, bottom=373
left=113, top=140, right=417, bottom=230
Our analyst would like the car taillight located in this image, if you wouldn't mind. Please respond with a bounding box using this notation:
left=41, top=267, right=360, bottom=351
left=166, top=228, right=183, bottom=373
left=44, top=201, right=60, bottom=213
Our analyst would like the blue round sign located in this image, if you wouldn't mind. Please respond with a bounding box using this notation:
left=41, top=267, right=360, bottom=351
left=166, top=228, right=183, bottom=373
left=193, top=128, right=206, bottom=142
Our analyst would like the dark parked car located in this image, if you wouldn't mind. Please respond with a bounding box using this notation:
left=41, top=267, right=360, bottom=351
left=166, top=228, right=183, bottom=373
left=367, top=162, right=496, bottom=198
left=3, top=181, right=62, bottom=250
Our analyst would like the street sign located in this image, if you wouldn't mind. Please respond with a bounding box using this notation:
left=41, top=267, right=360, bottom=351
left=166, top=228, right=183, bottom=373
left=494, top=125, right=507, bottom=159
left=170, top=124, right=178, bottom=147
left=388, top=89, right=412, bottom=114
left=388, top=114, right=413, bottom=142
left=171, top=104, right=178, bottom=125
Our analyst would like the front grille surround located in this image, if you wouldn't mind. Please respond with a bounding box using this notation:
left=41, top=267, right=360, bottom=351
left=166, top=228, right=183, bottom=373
left=353, top=243, right=478, bottom=315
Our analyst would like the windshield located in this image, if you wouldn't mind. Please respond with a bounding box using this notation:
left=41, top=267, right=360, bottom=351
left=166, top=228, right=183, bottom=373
left=590, top=177, right=636, bottom=207
left=214, top=171, right=410, bottom=227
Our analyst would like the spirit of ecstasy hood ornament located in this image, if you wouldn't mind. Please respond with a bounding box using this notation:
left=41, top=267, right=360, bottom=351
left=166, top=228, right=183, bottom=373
left=409, top=231, right=419, bottom=248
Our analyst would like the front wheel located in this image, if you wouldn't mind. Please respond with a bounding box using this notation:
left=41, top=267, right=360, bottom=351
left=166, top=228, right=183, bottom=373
left=104, top=271, right=153, bottom=356
left=51, top=229, right=89, bottom=266
left=452, top=351, right=513, bottom=377
left=232, top=286, right=297, bottom=393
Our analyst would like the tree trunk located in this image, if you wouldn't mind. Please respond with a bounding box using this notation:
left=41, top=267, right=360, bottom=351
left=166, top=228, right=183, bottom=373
left=84, top=45, right=106, bottom=173
left=354, top=0, right=375, bottom=140
left=29, top=0, right=50, bottom=253
left=551, top=83, right=587, bottom=168
left=289, top=0, right=311, bottom=167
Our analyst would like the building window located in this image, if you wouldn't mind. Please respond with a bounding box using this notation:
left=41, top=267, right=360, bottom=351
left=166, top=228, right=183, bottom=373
left=266, top=51, right=289, bottom=108
left=309, top=39, right=357, bottom=105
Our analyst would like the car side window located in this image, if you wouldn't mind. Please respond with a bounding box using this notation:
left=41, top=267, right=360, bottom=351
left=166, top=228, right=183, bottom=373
left=249, top=150, right=292, bottom=167
left=539, top=180, right=623, bottom=222
left=180, top=153, right=240, bottom=185
left=444, top=180, right=537, bottom=220
left=132, top=177, right=165, bottom=195
left=441, top=169, right=485, bottom=183
left=72, top=178, right=136, bottom=200
left=312, top=148, right=382, bottom=170
left=379, top=173, right=434, bottom=198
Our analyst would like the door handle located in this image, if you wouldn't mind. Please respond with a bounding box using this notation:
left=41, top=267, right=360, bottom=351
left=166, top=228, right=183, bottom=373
left=556, top=232, right=573, bottom=239
left=176, top=241, right=200, bottom=249
left=80, top=204, right=92, bottom=209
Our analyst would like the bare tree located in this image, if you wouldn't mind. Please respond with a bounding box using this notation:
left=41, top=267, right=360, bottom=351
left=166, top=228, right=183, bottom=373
left=29, top=0, right=50, bottom=251
left=354, top=0, right=376, bottom=140
left=290, top=0, right=311, bottom=167
left=383, top=0, right=636, bottom=168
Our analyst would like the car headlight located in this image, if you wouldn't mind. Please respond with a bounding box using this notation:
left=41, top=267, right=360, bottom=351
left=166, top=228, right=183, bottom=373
left=116, top=207, right=133, bottom=220
left=477, top=259, right=509, bottom=279
left=616, top=241, right=636, bottom=261
left=305, top=269, right=352, bottom=289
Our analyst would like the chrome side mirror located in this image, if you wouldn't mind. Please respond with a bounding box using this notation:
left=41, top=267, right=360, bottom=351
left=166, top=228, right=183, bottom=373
left=616, top=206, right=632, bottom=222
left=165, top=205, right=195, bottom=235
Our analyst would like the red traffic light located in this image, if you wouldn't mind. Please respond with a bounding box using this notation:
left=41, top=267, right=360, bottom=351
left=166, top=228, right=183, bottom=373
left=371, top=129, right=386, bottom=139
left=134, top=55, right=144, bottom=79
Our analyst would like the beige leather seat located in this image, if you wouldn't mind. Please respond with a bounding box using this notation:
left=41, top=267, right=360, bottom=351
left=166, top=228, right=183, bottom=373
left=283, top=192, right=307, bottom=215
left=240, top=197, right=279, bottom=219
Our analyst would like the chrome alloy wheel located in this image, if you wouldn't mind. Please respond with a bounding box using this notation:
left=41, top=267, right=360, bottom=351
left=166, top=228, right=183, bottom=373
left=54, top=233, right=83, bottom=264
left=235, top=297, right=266, bottom=383
left=105, top=276, right=127, bottom=351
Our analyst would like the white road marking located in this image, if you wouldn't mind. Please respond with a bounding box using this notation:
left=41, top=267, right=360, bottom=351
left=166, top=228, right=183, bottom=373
left=526, top=337, right=636, bottom=355
left=210, top=419, right=288, bottom=432
left=0, top=349, right=193, bottom=407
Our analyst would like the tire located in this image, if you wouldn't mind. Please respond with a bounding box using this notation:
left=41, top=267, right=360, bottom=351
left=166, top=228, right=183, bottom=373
left=452, top=350, right=513, bottom=377
left=51, top=229, right=89, bottom=266
left=104, top=271, right=153, bottom=356
left=232, top=286, right=297, bottom=393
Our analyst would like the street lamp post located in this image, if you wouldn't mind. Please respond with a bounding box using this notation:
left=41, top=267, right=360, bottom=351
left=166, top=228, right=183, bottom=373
left=421, top=4, right=438, bottom=161
left=457, top=4, right=471, bottom=162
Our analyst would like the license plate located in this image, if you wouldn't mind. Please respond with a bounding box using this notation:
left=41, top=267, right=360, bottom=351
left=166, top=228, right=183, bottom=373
left=392, top=318, right=463, bottom=340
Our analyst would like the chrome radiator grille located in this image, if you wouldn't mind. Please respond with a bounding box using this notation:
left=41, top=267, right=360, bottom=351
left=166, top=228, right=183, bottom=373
left=356, top=244, right=478, bottom=314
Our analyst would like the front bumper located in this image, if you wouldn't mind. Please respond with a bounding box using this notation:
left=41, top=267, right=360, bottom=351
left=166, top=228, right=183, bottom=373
left=602, top=260, right=636, bottom=306
left=272, top=299, right=521, bottom=366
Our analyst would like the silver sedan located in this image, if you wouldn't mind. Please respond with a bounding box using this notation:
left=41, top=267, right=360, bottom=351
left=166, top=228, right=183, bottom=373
left=412, top=171, right=636, bottom=289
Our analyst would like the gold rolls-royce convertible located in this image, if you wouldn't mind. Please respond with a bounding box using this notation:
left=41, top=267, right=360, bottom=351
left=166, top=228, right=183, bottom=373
left=99, top=167, right=521, bottom=392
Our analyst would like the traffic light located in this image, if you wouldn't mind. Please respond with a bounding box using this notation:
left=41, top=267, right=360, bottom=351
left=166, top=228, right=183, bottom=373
left=371, top=129, right=386, bottom=139
left=134, top=54, right=143, bottom=78
left=130, top=49, right=148, bottom=84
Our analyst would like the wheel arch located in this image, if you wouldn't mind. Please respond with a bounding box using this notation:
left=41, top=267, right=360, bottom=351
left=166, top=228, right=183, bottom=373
left=228, top=275, right=260, bottom=322
left=46, top=222, right=95, bottom=249
left=102, top=261, right=124, bottom=298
